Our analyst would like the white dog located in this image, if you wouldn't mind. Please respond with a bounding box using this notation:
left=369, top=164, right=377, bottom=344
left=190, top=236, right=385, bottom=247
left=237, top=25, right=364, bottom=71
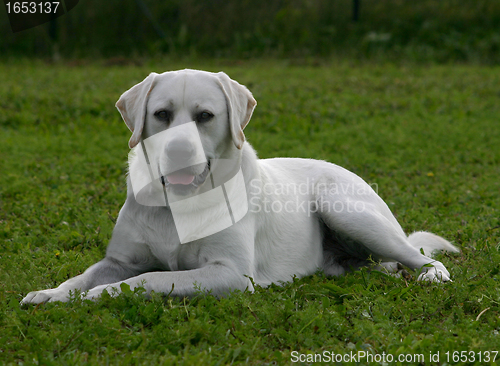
left=22, top=69, right=458, bottom=305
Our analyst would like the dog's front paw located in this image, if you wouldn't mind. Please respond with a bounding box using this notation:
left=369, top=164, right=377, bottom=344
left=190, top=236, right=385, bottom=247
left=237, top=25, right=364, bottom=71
left=83, top=284, right=120, bottom=301
left=21, top=288, right=70, bottom=305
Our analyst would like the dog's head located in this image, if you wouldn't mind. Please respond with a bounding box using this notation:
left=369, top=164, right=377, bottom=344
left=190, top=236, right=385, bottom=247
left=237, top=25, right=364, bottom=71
left=116, top=69, right=256, bottom=197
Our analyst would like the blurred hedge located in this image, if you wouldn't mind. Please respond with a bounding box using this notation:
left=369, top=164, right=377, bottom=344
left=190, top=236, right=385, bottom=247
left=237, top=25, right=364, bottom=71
left=1, top=0, right=500, bottom=62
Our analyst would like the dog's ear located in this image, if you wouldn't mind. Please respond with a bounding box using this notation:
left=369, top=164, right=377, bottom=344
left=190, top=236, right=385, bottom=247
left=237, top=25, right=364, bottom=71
left=216, top=72, right=257, bottom=150
left=116, top=72, right=158, bottom=148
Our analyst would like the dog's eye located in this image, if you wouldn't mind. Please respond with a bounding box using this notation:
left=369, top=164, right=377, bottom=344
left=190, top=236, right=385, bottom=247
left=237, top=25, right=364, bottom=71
left=154, top=110, right=171, bottom=121
left=197, top=111, right=213, bottom=123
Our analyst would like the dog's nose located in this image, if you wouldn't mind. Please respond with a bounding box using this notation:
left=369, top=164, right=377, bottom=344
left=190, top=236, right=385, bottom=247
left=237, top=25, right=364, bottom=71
left=166, top=140, right=195, bottom=161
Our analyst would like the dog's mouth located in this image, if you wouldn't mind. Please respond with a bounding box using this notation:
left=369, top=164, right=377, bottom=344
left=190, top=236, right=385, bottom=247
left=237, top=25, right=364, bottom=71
left=160, top=161, right=211, bottom=193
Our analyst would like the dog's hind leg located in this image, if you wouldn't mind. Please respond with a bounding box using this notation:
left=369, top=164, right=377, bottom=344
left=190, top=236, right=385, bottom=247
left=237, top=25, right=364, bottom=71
left=316, top=190, right=457, bottom=282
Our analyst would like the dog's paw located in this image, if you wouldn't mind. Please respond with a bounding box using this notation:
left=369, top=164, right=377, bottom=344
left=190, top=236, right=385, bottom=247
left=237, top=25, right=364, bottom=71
left=20, top=288, right=70, bottom=306
left=82, top=284, right=120, bottom=301
left=417, top=264, right=452, bottom=283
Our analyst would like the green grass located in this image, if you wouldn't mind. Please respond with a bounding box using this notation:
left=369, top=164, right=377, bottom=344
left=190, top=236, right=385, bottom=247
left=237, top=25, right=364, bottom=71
left=1, top=60, right=500, bottom=365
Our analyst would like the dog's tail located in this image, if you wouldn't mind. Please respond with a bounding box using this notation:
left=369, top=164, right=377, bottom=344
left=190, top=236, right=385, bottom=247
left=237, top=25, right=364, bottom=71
left=408, top=231, right=460, bottom=257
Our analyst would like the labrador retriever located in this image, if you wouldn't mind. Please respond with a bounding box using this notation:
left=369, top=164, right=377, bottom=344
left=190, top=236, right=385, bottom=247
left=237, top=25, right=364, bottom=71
left=21, top=69, right=459, bottom=305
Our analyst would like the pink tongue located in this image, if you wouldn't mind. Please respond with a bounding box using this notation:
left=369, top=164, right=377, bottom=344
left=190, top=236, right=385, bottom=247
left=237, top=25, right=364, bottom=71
left=166, top=173, right=195, bottom=185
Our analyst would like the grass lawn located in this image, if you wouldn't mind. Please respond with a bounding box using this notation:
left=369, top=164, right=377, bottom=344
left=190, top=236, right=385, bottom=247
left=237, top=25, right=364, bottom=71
left=1, top=60, right=499, bottom=365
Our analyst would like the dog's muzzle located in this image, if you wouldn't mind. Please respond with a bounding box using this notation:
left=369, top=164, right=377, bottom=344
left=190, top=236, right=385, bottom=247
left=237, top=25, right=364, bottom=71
left=160, top=161, right=211, bottom=188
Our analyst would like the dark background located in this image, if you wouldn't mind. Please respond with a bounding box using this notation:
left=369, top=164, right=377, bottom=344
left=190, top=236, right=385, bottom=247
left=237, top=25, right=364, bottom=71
left=1, top=0, right=500, bottom=63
